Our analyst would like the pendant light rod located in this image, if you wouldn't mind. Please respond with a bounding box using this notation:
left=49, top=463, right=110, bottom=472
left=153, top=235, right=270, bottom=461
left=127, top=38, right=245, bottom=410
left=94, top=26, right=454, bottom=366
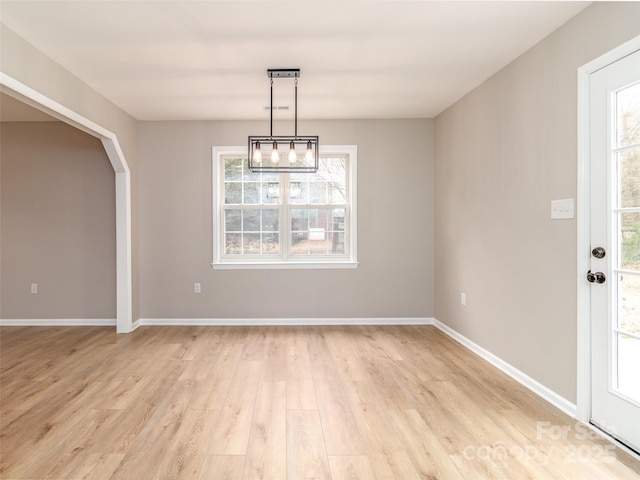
left=267, top=69, right=300, bottom=138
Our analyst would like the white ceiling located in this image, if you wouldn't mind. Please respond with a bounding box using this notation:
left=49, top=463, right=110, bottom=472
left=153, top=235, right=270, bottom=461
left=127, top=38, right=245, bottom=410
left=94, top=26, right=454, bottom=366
left=0, top=1, right=589, bottom=121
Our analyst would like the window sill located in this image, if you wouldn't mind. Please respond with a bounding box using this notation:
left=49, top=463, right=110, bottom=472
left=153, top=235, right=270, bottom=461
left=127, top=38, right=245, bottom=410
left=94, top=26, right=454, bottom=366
left=211, top=261, right=359, bottom=270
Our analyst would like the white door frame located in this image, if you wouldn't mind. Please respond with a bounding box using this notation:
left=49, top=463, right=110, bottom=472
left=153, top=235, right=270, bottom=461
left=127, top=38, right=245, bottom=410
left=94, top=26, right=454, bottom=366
left=0, top=72, right=133, bottom=333
left=577, top=34, right=640, bottom=424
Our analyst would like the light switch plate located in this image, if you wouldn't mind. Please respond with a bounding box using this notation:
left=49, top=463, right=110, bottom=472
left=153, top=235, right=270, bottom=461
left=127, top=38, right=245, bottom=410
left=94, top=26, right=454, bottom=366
left=551, top=199, right=574, bottom=219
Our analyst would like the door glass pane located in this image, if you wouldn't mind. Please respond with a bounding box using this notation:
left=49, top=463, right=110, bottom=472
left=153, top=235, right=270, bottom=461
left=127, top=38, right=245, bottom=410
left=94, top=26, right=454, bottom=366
left=620, top=211, right=640, bottom=270
left=619, top=148, right=640, bottom=208
left=616, top=335, right=640, bottom=403
left=619, top=273, right=640, bottom=334
left=617, top=82, right=640, bottom=148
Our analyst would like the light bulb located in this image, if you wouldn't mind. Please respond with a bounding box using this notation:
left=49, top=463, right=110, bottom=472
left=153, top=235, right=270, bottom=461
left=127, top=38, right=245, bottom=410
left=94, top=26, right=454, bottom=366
left=271, top=141, right=279, bottom=163
left=254, top=142, right=262, bottom=163
left=305, top=141, right=313, bottom=162
left=288, top=141, right=297, bottom=163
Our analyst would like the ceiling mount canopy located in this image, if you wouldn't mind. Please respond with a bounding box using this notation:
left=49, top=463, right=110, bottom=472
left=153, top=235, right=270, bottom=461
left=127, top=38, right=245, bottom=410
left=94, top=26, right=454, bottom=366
left=248, top=69, right=319, bottom=173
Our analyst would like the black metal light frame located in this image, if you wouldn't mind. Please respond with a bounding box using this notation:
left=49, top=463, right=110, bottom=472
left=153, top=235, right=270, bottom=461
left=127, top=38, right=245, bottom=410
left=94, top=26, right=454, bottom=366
left=248, top=69, right=319, bottom=173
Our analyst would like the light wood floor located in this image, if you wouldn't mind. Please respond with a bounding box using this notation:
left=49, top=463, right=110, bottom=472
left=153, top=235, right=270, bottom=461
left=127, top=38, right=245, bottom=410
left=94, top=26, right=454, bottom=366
left=1, top=325, right=639, bottom=479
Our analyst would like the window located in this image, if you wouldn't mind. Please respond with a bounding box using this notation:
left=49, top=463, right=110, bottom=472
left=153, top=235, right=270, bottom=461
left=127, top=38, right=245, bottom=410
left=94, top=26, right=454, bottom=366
left=212, top=145, right=357, bottom=268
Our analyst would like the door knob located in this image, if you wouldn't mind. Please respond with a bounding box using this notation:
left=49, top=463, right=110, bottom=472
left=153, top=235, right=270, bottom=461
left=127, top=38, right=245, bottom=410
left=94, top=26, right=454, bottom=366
left=592, top=247, right=606, bottom=259
left=587, top=270, right=606, bottom=284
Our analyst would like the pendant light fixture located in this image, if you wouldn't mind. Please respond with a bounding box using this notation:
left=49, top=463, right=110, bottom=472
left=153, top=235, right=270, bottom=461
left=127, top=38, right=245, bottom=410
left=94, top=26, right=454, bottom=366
left=248, top=69, right=319, bottom=173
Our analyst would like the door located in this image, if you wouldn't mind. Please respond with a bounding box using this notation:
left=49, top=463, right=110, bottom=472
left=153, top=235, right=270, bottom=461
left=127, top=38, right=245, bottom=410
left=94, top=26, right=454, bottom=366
left=589, top=49, right=640, bottom=452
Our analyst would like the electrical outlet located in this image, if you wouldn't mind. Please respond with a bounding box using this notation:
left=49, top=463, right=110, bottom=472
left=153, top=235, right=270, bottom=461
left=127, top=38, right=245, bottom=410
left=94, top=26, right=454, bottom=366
left=194, top=283, right=201, bottom=294
left=461, top=293, right=466, bottom=306
left=31, top=283, right=38, bottom=294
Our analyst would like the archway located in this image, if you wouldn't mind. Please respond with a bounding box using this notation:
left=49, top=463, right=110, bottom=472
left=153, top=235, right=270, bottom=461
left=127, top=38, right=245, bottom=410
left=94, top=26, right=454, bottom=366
left=0, top=72, right=132, bottom=333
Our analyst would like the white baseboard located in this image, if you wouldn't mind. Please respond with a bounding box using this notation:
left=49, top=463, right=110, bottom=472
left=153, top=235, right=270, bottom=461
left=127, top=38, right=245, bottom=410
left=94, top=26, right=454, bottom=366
left=432, top=318, right=577, bottom=418
left=138, top=317, right=434, bottom=327
left=0, top=318, right=117, bottom=327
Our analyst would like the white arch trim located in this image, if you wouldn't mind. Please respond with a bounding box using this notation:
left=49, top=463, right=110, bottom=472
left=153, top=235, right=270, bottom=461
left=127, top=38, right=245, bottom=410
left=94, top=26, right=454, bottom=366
left=0, top=72, right=133, bottom=333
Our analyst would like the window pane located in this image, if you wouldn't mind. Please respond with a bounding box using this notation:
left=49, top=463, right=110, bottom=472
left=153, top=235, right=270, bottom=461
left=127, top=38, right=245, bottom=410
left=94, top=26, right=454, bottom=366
left=291, top=208, right=309, bottom=231
left=290, top=182, right=308, bottom=205
left=310, top=182, right=327, bottom=204
left=291, top=232, right=309, bottom=254
left=263, top=182, right=280, bottom=205
left=225, top=233, right=241, bottom=254
left=225, top=209, right=241, bottom=232
left=329, top=182, right=346, bottom=204
left=262, top=209, right=279, bottom=231
left=243, top=209, right=260, bottom=231
left=225, top=183, right=242, bottom=204
left=244, top=183, right=260, bottom=204
left=289, top=181, right=302, bottom=201
left=243, top=233, right=261, bottom=254
left=263, top=233, right=280, bottom=254
left=225, top=158, right=243, bottom=181
left=243, top=168, right=261, bottom=182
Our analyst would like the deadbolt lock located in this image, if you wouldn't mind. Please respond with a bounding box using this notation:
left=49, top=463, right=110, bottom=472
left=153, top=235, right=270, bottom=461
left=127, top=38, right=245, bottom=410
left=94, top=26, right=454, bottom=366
left=592, top=247, right=606, bottom=259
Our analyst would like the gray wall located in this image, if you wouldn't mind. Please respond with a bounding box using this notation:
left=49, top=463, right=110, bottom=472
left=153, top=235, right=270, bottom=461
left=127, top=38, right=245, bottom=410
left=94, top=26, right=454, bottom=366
left=138, top=119, right=434, bottom=319
left=434, top=2, right=640, bottom=403
left=1, top=23, right=140, bottom=320
left=1, top=122, right=116, bottom=318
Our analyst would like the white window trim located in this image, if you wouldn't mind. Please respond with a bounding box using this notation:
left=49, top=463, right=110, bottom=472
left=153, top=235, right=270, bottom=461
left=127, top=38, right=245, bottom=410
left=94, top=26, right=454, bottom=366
left=212, top=145, right=358, bottom=269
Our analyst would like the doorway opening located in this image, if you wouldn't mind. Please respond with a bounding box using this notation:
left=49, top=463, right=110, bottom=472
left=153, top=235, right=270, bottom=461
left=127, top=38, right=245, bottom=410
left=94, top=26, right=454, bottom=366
left=577, top=34, right=640, bottom=457
left=0, top=73, right=132, bottom=333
